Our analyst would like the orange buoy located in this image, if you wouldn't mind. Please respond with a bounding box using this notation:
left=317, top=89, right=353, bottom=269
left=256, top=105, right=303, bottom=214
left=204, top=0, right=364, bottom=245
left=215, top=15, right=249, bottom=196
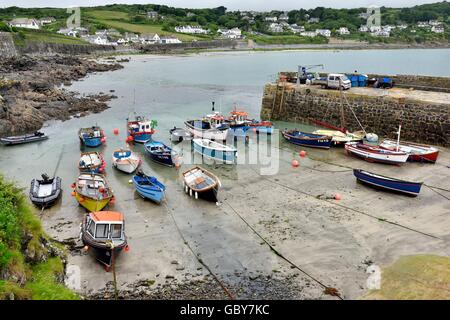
left=113, top=128, right=119, bottom=135
left=124, top=245, right=130, bottom=252
left=79, top=197, right=85, bottom=202
left=334, top=193, right=341, bottom=200
left=299, top=150, right=306, bottom=157
left=71, top=191, right=76, bottom=197
left=291, top=159, right=299, bottom=167
left=101, top=137, right=106, bottom=143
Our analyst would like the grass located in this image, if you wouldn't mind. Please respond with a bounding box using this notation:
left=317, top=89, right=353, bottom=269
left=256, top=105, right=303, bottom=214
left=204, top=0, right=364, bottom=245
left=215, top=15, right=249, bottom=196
left=363, top=254, right=450, bottom=300
left=12, top=29, right=88, bottom=46
left=0, top=175, right=79, bottom=300
left=248, top=35, right=328, bottom=45
left=86, top=10, right=130, bottom=20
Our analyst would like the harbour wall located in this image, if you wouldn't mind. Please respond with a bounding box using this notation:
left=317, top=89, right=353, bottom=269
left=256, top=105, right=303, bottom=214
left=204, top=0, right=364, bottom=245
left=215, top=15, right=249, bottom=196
left=138, top=39, right=238, bottom=53
left=260, top=83, right=450, bottom=146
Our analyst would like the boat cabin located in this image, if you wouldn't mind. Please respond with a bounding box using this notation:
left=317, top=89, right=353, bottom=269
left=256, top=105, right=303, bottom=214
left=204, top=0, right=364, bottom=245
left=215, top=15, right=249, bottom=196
left=229, top=110, right=248, bottom=124
left=113, top=149, right=132, bottom=159
left=77, top=174, right=111, bottom=199
left=85, top=211, right=125, bottom=244
left=127, top=117, right=154, bottom=134
left=205, top=112, right=226, bottom=127
left=80, top=127, right=103, bottom=138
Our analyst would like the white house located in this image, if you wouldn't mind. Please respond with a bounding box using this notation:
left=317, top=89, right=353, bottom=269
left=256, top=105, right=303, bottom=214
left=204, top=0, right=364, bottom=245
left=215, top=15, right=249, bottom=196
left=372, top=30, right=390, bottom=37
left=397, top=24, right=408, bottom=30
left=279, top=12, right=289, bottom=21
left=308, top=17, right=320, bottom=24
left=269, top=23, right=284, bottom=33
left=300, top=31, right=317, bottom=37
left=417, top=21, right=429, bottom=28
left=265, top=16, right=278, bottom=22
left=39, top=17, right=55, bottom=25
left=429, top=20, right=441, bottom=26
left=147, top=11, right=159, bottom=19
left=359, top=25, right=369, bottom=32
left=338, top=27, right=350, bottom=35
left=218, top=28, right=242, bottom=39
left=124, top=32, right=140, bottom=43
left=57, top=28, right=78, bottom=37
left=140, top=33, right=160, bottom=44
left=74, top=27, right=89, bottom=36
left=187, top=12, right=195, bottom=18
left=160, top=36, right=182, bottom=44
left=316, top=29, right=331, bottom=37
left=82, top=35, right=109, bottom=45
left=289, top=24, right=305, bottom=33
left=9, top=18, right=40, bottom=29
left=431, top=25, right=445, bottom=33
left=175, top=25, right=209, bottom=34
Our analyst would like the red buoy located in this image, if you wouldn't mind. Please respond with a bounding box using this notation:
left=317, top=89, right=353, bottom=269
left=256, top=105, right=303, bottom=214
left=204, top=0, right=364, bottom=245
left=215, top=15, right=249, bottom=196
left=291, top=159, right=299, bottom=167
left=334, top=193, right=341, bottom=200
left=299, top=150, right=306, bottom=157
left=113, top=128, right=119, bottom=135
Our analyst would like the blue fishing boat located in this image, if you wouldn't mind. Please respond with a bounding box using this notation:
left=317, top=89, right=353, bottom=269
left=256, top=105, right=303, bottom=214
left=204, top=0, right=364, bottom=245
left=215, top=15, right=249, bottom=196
left=132, top=171, right=166, bottom=203
left=144, top=140, right=179, bottom=167
left=282, top=130, right=332, bottom=149
left=126, top=114, right=157, bottom=143
left=79, top=126, right=105, bottom=147
left=353, top=169, right=422, bottom=197
left=192, top=138, right=237, bottom=164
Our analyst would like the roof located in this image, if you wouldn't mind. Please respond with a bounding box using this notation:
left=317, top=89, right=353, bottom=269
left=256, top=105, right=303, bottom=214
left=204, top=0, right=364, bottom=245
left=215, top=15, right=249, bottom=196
left=90, top=211, right=124, bottom=222
left=10, top=18, right=37, bottom=24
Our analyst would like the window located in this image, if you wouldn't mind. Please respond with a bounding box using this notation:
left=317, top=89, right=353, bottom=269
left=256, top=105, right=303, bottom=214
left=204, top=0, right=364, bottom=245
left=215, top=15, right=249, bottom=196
left=329, top=76, right=335, bottom=81
left=87, top=219, right=95, bottom=236
left=111, top=224, right=122, bottom=239
left=95, top=224, right=109, bottom=238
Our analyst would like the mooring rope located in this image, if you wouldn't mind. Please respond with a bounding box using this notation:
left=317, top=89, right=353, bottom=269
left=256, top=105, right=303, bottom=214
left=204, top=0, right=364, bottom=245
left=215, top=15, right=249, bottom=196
left=247, top=166, right=442, bottom=240
left=162, top=200, right=235, bottom=300
left=222, top=198, right=344, bottom=300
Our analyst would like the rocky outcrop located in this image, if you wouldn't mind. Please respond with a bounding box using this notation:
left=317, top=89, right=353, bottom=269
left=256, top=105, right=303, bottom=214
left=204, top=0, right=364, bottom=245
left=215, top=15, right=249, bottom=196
left=0, top=55, right=123, bottom=137
left=0, top=32, right=17, bottom=58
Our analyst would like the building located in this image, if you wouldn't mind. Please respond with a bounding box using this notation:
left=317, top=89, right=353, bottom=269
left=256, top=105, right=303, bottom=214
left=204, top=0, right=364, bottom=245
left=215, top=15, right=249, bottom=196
left=269, top=23, right=284, bottom=33
left=8, top=18, right=40, bottom=29
left=106, top=28, right=121, bottom=37
left=160, top=36, right=182, bottom=44
left=300, top=31, right=317, bottom=37
left=279, top=12, right=289, bottom=22
left=124, top=32, right=140, bottom=43
left=338, top=27, right=350, bottom=35
left=397, top=24, right=408, bottom=30
left=417, top=21, right=429, bottom=28
left=308, top=17, right=320, bottom=24
left=429, top=20, right=441, bottom=26
left=359, top=25, right=369, bottom=32
left=147, top=11, right=159, bottom=19
left=371, top=30, right=390, bottom=37
left=175, top=25, right=209, bottom=34
left=265, top=16, right=278, bottom=22
left=57, top=28, right=78, bottom=37
left=39, top=17, right=56, bottom=25
left=316, top=29, right=331, bottom=37
left=289, top=24, right=305, bottom=33
left=82, top=35, right=109, bottom=45
left=140, top=33, right=160, bottom=44
left=218, top=28, right=242, bottom=39
left=186, top=12, right=195, bottom=18
left=431, top=25, right=445, bottom=33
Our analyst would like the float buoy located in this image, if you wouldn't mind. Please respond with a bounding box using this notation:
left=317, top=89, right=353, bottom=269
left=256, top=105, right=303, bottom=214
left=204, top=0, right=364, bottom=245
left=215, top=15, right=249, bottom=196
left=113, top=128, right=119, bottom=135
left=333, top=193, right=341, bottom=200
left=299, top=150, right=306, bottom=157
left=291, top=159, right=299, bottom=167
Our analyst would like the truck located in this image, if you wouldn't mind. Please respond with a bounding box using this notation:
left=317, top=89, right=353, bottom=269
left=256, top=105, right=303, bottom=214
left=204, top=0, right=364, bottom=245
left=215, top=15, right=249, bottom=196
left=312, top=73, right=351, bottom=90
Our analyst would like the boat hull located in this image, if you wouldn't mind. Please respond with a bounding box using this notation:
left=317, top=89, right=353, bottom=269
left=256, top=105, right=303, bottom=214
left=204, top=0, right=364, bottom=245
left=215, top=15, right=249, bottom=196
left=353, top=169, right=422, bottom=196
left=185, top=121, right=229, bottom=140
left=345, top=142, right=409, bottom=165
left=80, top=137, right=103, bottom=148
left=1, top=134, right=48, bottom=145
left=148, top=152, right=175, bottom=166
left=129, top=132, right=153, bottom=143
left=75, top=192, right=111, bottom=211
left=132, top=175, right=165, bottom=203
left=113, top=159, right=140, bottom=173
left=193, top=140, right=237, bottom=164
left=282, top=131, right=332, bottom=149
left=81, top=234, right=126, bottom=268
left=29, top=177, right=62, bottom=208
left=379, top=139, right=439, bottom=163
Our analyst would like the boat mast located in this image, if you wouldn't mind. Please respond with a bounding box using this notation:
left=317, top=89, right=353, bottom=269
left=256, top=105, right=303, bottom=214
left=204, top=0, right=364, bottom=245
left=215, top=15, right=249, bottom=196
left=396, top=124, right=402, bottom=152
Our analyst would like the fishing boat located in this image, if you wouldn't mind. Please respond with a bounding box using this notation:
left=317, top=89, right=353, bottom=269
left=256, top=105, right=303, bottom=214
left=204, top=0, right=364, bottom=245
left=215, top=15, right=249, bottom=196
left=0, top=131, right=48, bottom=145
left=344, top=142, right=409, bottom=165
left=72, top=174, right=114, bottom=212
left=79, top=126, right=105, bottom=148
left=182, top=166, right=221, bottom=202
left=312, top=129, right=364, bottom=145
left=185, top=119, right=229, bottom=141
left=29, top=174, right=62, bottom=208
left=126, top=114, right=156, bottom=143
left=282, top=130, right=333, bottom=149
left=132, top=170, right=166, bottom=203
left=353, top=169, right=423, bottom=197
left=144, top=140, right=179, bottom=167
left=379, top=139, right=439, bottom=163
left=79, top=152, right=106, bottom=174
left=170, top=127, right=193, bottom=142
left=227, top=109, right=274, bottom=136
left=80, top=211, right=128, bottom=270
left=247, top=120, right=274, bottom=135
left=112, top=148, right=141, bottom=173
left=192, top=138, right=237, bottom=164
left=204, top=111, right=230, bottom=130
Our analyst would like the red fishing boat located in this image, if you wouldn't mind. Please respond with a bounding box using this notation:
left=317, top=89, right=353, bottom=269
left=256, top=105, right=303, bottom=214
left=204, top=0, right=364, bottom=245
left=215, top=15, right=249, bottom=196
left=379, top=139, right=439, bottom=163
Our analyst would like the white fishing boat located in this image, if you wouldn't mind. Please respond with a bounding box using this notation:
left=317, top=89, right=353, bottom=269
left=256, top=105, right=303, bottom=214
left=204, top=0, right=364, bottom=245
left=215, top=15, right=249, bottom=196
left=345, top=142, right=409, bottom=165
left=185, top=119, right=229, bottom=141
left=112, top=148, right=141, bottom=173
left=192, top=138, right=237, bottom=164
